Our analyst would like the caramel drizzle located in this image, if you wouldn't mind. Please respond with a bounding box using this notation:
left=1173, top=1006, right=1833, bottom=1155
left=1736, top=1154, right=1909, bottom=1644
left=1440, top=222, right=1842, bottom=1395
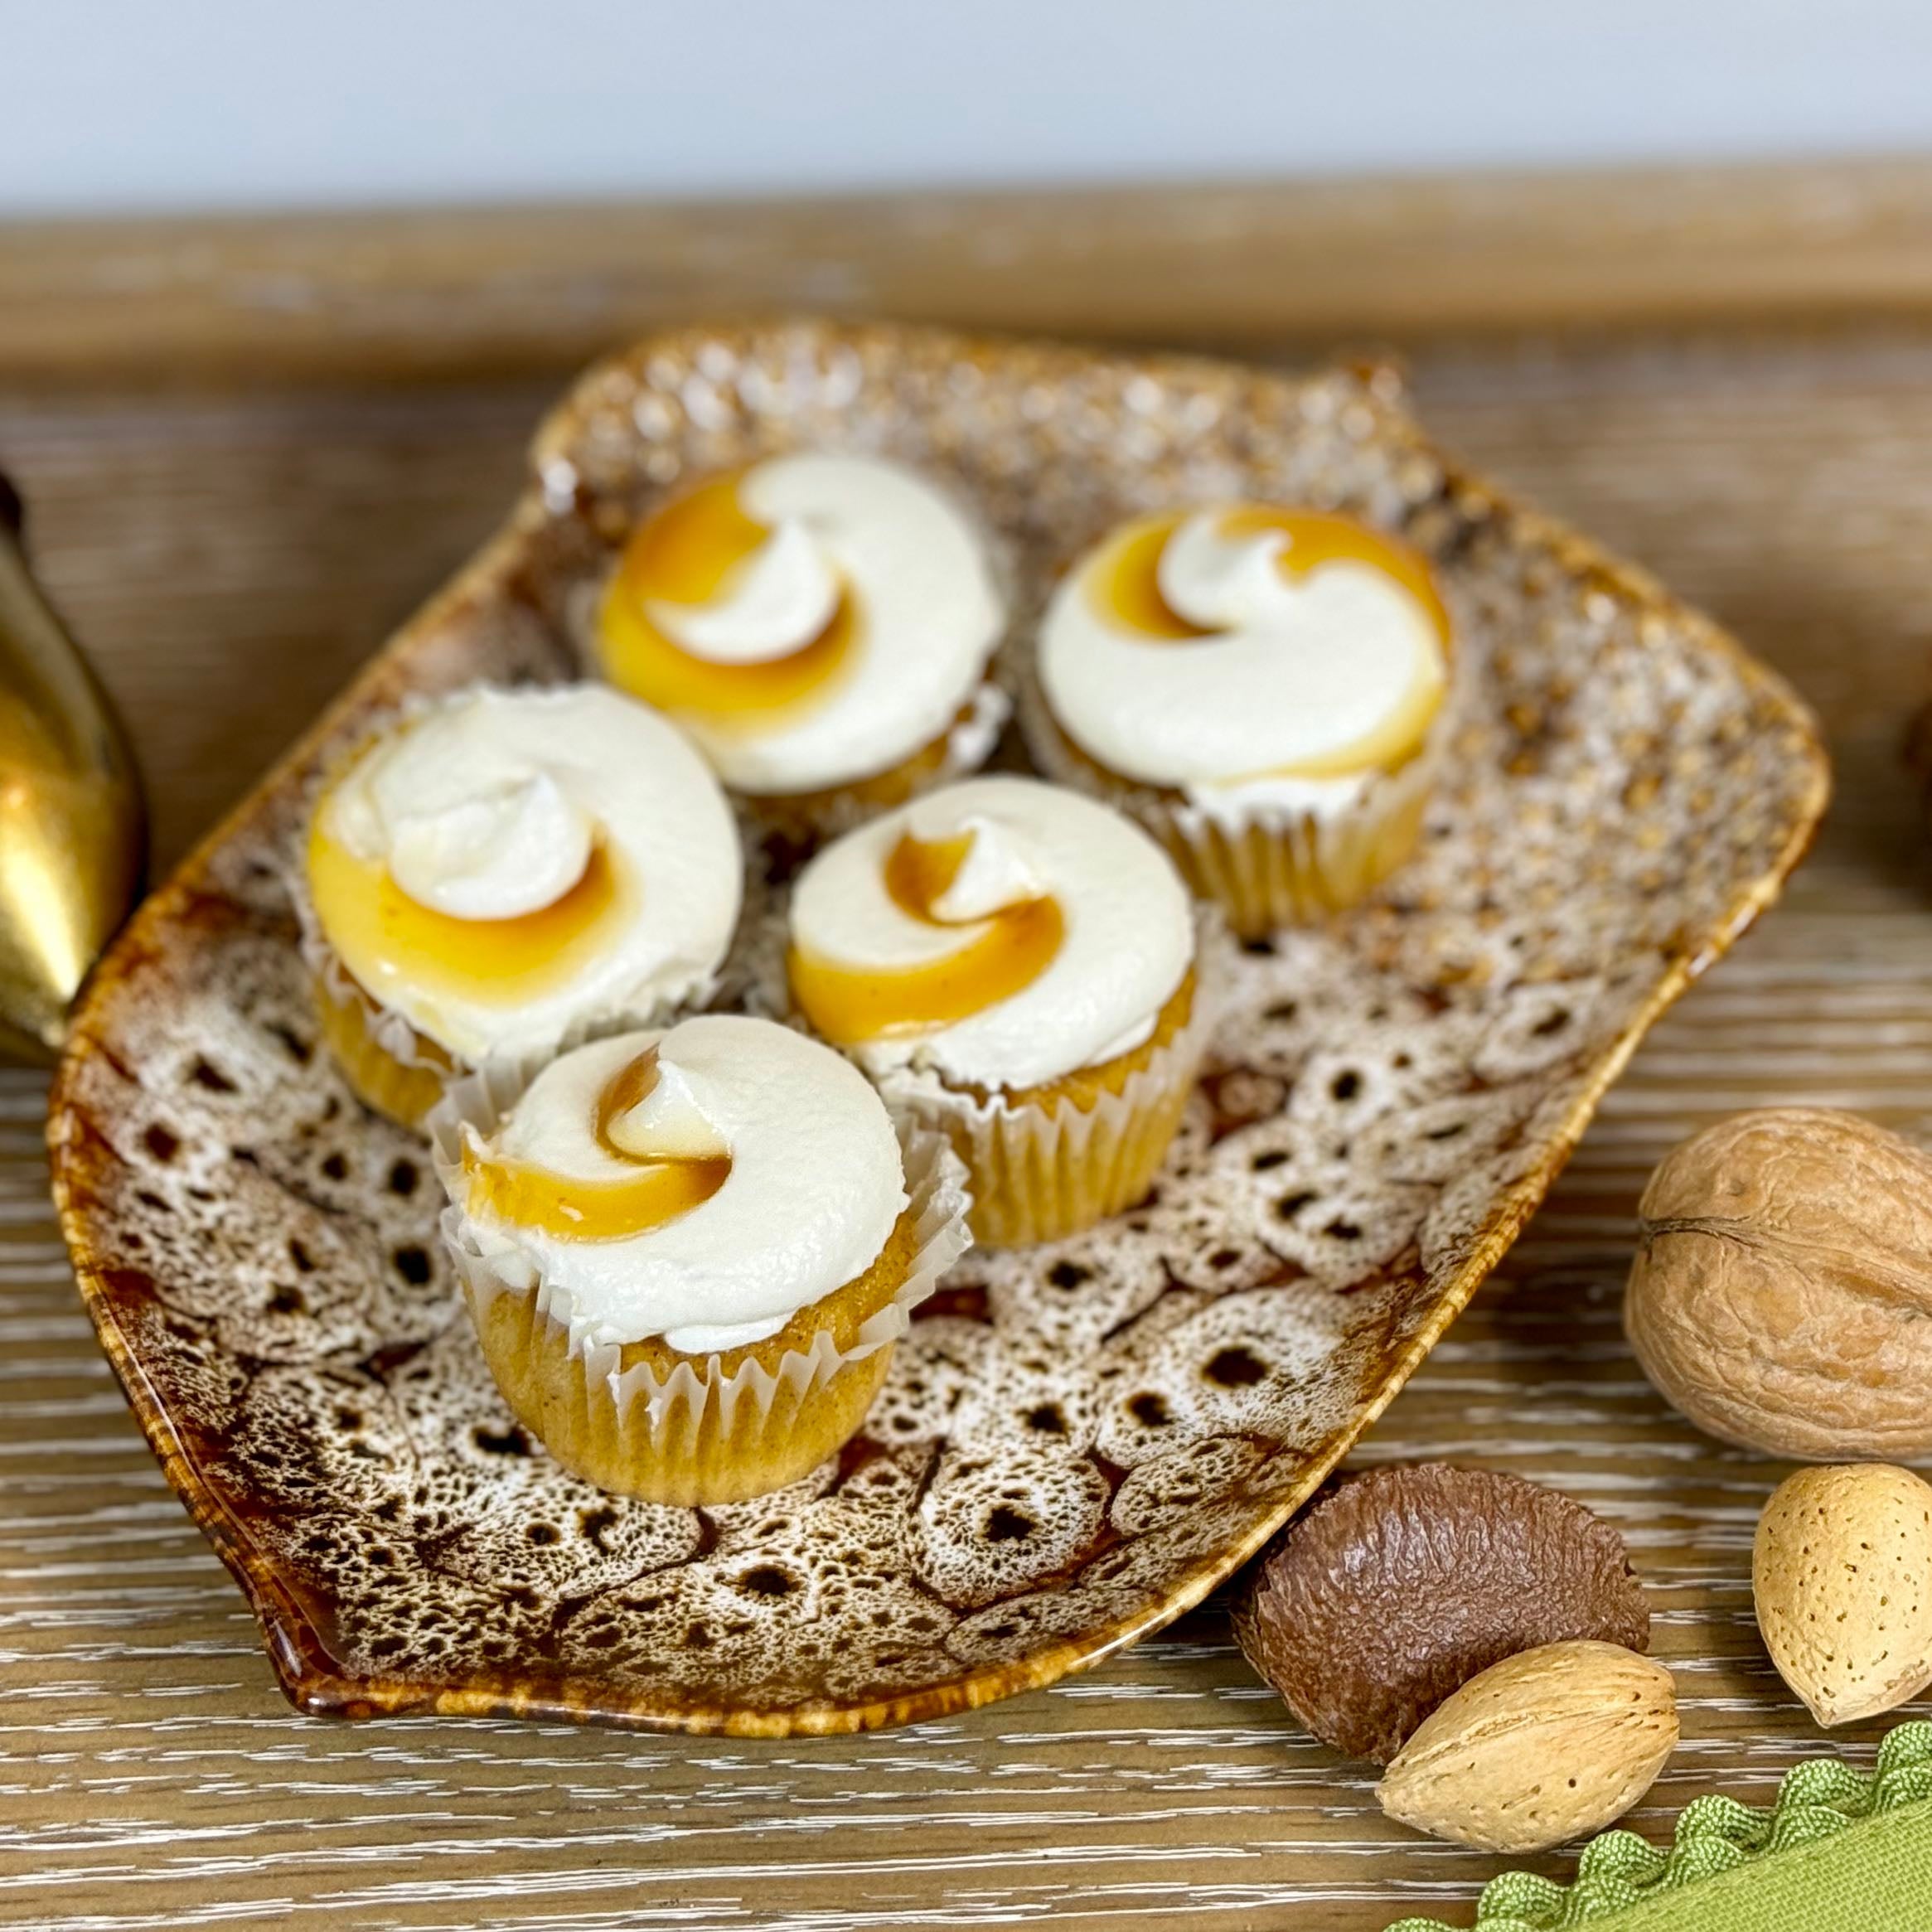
left=1087, top=504, right=1450, bottom=779
left=598, top=470, right=856, bottom=721
left=464, top=1047, right=732, bottom=1242
left=1093, top=505, right=1450, bottom=643
left=789, top=830, right=1064, bottom=1047
left=307, top=817, right=632, bottom=1009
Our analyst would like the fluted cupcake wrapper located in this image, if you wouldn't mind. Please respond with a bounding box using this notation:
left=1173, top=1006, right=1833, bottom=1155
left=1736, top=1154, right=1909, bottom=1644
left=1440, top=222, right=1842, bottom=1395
left=304, top=954, right=457, bottom=1133
left=877, top=911, right=1221, bottom=1249
left=1148, top=739, right=1442, bottom=937
left=1016, top=664, right=1453, bottom=938
left=298, top=918, right=720, bottom=1138
left=427, top=1057, right=972, bottom=1504
left=727, top=676, right=1014, bottom=845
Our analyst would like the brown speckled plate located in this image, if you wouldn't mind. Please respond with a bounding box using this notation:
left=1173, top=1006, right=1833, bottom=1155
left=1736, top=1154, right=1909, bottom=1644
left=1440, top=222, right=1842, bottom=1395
left=46, top=322, right=1827, bottom=1736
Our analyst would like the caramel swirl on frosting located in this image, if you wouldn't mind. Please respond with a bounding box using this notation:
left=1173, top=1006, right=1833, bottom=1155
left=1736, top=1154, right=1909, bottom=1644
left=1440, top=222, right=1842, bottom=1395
left=307, top=685, right=741, bottom=1065
left=597, top=455, right=1005, bottom=795
left=455, top=1016, right=908, bottom=1353
left=462, top=1046, right=732, bottom=1242
left=1039, top=504, right=1450, bottom=823
left=789, top=825, right=1065, bottom=1047
left=788, top=776, right=1192, bottom=1093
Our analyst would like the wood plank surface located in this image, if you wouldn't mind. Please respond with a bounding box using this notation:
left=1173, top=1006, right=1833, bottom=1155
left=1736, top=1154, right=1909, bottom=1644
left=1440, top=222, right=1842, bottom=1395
left=7, top=209, right=1932, bottom=1927
left=11, top=158, right=1932, bottom=387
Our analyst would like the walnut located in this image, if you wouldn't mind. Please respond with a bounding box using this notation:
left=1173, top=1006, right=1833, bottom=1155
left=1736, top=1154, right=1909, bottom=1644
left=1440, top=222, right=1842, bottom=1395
left=1626, top=1108, right=1932, bottom=1460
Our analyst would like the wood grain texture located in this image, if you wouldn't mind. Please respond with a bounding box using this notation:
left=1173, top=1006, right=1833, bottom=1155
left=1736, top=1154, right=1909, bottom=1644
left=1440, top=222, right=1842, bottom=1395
left=7, top=310, right=1932, bottom=1923
left=11, top=157, right=1932, bottom=386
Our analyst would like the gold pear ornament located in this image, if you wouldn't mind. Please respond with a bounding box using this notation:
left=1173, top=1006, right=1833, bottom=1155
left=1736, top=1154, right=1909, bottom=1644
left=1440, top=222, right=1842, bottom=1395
left=0, top=470, right=145, bottom=1058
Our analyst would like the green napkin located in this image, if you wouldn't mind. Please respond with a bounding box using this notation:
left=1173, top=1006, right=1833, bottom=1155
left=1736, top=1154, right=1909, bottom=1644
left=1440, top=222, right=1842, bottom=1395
left=1384, top=1720, right=1932, bottom=1932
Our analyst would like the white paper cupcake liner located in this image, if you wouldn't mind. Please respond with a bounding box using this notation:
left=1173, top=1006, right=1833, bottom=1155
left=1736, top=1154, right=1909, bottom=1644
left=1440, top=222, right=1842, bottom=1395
left=729, top=675, right=1014, bottom=845
left=1151, top=732, right=1445, bottom=935
left=426, top=1054, right=972, bottom=1500
left=298, top=918, right=455, bottom=1073
left=298, top=906, right=722, bottom=1121
left=1017, top=662, right=1453, bottom=937
left=938, top=675, right=1014, bottom=785
left=874, top=911, right=1222, bottom=1248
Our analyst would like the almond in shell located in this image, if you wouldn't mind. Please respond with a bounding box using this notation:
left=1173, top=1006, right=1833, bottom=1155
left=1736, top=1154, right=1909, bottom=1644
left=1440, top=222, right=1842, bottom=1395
left=1752, top=1462, right=1932, bottom=1726
left=1376, top=1639, right=1678, bottom=1853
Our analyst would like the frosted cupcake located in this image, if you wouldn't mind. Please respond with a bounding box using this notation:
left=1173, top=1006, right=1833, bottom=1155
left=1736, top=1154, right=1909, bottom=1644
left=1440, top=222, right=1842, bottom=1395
left=787, top=775, right=1209, bottom=1247
left=1026, top=503, right=1454, bottom=936
left=593, top=454, right=1008, bottom=834
left=301, top=685, right=742, bottom=1131
left=430, top=1014, right=971, bottom=1504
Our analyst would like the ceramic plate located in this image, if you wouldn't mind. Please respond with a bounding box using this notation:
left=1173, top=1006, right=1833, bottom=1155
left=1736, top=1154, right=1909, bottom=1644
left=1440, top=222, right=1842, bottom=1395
left=49, top=322, right=1827, bottom=1736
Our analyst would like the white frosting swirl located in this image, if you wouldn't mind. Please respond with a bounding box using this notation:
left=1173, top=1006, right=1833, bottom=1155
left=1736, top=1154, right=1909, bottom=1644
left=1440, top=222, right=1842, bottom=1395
left=383, top=767, right=593, bottom=919
left=631, top=454, right=1005, bottom=793
left=1039, top=507, right=1448, bottom=821
left=458, top=1016, right=908, bottom=1353
left=314, top=685, right=742, bottom=1064
left=790, top=776, right=1194, bottom=1092
left=651, top=517, right=840, bottom=665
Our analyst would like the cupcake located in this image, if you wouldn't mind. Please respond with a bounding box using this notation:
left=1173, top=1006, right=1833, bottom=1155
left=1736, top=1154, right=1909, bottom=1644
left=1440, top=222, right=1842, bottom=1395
left=592, top=453, right=1009, bottom=835
left=787, top=775, right=1209, bottom=1247
left=301, top=684, right=742, bottom=1131
left=1025, top=502, right=1453, bottom=937
left=430, top=1014, right=971, bottom=1504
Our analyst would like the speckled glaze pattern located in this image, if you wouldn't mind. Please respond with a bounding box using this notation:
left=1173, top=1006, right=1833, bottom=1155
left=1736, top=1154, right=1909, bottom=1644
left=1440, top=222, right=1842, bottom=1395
left=46, top=322, right=1827, bottom=1736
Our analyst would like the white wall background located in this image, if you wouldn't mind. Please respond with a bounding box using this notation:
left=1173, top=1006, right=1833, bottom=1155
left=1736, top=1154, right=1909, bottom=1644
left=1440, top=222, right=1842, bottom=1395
left=8, top=0, right=1932, bottom=216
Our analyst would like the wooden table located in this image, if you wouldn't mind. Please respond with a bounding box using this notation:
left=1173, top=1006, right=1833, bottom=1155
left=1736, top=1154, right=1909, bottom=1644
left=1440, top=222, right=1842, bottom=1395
left=6, top=163, right=1932, bottom=1930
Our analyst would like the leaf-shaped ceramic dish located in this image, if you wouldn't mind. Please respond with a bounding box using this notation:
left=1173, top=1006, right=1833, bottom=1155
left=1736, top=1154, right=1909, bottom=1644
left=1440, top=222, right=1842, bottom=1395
left=48, top=322, right=1826, bottom=1736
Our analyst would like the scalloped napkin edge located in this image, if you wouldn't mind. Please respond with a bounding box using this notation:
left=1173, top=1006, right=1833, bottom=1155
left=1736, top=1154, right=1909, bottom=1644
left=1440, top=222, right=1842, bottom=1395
left=1382, top=1719, right=1932, bottom=1932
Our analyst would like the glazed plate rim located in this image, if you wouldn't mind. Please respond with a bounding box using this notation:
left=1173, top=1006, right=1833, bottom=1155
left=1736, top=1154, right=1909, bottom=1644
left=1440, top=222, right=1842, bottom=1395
left=47, top=320, right=1829, bottom=1736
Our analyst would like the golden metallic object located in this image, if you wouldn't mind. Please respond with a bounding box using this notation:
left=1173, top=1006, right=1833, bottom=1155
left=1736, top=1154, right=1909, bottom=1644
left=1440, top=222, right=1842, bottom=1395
left=0, top=472, right=144, bottom=1059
